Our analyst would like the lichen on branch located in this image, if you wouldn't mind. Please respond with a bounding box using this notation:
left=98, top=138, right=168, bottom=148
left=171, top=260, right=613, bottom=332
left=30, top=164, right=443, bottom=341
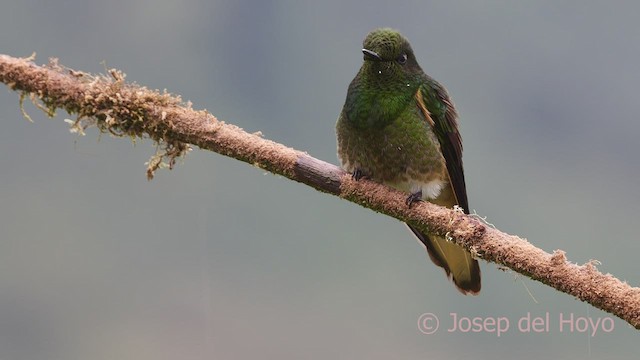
left=13, top=55, right=191, bottom=179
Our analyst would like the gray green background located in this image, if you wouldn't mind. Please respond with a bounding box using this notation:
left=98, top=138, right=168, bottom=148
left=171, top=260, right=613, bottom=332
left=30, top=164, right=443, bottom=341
left=1, top=1, right=638, bottom=359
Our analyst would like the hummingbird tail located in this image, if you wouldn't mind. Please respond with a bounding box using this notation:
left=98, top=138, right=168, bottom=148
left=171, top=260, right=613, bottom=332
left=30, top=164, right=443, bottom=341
left=408, top=225, right=481, bottom=295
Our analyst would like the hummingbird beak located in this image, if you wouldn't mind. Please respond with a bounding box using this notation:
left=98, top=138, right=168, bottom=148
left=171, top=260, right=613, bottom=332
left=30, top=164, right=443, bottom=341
left=362, top=48, right=382, bottom=61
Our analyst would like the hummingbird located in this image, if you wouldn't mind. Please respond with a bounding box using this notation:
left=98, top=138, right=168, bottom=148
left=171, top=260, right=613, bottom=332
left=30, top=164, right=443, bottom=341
left=336, top=28, right=481, bottom=294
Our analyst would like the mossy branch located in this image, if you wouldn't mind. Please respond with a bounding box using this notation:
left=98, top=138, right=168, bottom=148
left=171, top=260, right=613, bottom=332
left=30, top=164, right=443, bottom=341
left=1, top=54, right=639, bottom=329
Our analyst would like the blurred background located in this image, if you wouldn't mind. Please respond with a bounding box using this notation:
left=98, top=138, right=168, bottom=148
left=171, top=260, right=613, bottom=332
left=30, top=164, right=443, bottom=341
left=1, top=1, right=638, bottom=359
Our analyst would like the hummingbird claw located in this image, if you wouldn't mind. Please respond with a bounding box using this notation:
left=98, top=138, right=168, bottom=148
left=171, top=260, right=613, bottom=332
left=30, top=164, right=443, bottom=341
left=352, top=168, right=366, bottom=181
left=405, top=190, right=422, bottom=207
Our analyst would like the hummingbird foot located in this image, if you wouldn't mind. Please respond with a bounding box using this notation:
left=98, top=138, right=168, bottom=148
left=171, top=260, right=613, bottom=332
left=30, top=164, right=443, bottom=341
left=405, top=190, right=422, bottom=207
left=352, top=168, right=367, bottom=181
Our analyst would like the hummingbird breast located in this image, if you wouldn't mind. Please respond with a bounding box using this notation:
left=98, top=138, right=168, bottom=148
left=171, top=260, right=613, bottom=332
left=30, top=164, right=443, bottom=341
left=337, top=103, right=449, bottom=201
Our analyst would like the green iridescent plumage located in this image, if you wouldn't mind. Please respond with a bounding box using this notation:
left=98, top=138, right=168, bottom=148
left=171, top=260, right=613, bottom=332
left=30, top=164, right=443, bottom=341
left=336, top=28, right=481, bottom=294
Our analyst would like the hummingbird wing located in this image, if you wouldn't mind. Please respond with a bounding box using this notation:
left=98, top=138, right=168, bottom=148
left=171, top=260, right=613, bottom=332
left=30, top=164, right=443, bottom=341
left=416, top=80, right=468, bottom=213
left=411, top=81, right=481, bottom=294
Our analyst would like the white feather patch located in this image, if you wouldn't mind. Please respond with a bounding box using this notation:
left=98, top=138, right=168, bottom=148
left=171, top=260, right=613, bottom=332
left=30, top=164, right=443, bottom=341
left=388, top=178, right=446, bottom=200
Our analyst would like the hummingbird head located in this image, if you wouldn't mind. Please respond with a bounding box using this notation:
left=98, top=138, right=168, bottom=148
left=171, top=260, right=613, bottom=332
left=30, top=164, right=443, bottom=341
left=360, top=28, right=422, bottom=83
left=342, top=28, right=425, bottom=129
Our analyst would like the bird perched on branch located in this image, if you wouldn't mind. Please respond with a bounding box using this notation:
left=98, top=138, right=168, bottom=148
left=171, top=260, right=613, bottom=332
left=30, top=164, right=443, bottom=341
left=336, top=28, right=481, bottom=294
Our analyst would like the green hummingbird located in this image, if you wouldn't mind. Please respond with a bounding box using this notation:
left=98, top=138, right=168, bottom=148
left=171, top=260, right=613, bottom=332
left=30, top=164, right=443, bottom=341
left=336, top=28, right=481, bottom=294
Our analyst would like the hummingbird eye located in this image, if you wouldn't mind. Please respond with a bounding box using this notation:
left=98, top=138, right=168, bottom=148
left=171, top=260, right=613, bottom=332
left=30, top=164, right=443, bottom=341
left=396, top=53, right=408, bottom=65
